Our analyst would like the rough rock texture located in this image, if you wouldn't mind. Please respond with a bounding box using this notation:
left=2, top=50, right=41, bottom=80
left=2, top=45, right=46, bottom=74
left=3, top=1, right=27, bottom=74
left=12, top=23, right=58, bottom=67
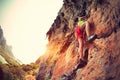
left=36, top=0, right=120, bottom=80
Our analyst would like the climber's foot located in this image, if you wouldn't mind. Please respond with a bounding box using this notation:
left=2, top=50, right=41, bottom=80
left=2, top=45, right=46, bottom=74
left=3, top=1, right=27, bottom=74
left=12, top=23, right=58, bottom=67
left=77, top=59, right=87, bottom=68
left=88, top=34, right=97, bottom=42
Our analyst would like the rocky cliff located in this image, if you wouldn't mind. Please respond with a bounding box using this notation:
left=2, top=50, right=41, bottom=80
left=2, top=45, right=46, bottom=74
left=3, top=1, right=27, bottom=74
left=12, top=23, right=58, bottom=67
left=0, top=26, right=23, bottom=80
left=0, top=26, right=19, bottom=65
left=0, top=26, right=38, bottom=80
left=36, top=0, right=120, bottom=80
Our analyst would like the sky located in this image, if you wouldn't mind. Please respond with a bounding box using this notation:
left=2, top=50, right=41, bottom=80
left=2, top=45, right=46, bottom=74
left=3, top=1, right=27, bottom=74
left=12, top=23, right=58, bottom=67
left=0, top=0, right=63, bottom=64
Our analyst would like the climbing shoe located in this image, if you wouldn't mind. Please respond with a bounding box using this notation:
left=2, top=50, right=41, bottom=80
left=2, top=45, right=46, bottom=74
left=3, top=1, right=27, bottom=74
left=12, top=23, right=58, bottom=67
left=88, top=34, right=97, bottom=42
left=77, top=59, right=87, bottom=68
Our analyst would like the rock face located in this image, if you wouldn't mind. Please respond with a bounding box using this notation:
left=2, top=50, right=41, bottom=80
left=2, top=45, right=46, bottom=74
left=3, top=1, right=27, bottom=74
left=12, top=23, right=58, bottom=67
left=36, top=0, right=120, bottom=80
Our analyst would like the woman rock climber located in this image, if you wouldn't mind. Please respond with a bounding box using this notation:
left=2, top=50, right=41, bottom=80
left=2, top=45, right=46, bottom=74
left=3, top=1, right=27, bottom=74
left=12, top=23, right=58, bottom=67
left=75, top=17, right=96, bottom=63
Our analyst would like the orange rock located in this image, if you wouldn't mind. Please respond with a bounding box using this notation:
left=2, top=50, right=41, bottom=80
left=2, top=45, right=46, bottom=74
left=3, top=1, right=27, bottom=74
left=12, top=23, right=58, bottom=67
left=36, top=0, right=120, bottom=80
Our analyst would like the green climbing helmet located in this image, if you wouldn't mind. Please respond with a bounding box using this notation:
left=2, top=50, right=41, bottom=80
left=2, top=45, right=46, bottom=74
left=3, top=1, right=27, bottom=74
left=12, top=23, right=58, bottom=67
left=77, top=20, right=85, bottom=25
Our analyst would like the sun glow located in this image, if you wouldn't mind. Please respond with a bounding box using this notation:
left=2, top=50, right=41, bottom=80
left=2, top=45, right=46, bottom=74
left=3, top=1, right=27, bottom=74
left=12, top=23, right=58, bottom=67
left=0, top=0, right=63, bottom=64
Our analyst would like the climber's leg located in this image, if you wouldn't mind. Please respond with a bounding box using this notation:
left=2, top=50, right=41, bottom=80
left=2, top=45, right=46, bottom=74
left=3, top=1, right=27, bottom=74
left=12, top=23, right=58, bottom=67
left=85, top=21, right=97, bottom=42
left=78, top=38, right=84, bottom=60
left=85, top=21, right=91, bottom=38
